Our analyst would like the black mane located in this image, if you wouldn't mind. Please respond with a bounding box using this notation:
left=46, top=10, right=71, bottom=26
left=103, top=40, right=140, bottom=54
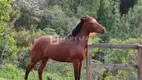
left=65, top=20, right=84, bottom=40
left=71, top=20, right=84, bottom=37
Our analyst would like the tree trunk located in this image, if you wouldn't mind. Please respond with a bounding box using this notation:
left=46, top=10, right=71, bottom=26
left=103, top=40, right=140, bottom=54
left=0, top=38, right=9, bottom=69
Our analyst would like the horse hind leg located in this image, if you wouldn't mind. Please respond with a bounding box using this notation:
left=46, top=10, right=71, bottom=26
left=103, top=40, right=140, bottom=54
left=24, top=51, right=41, bottom=80
left=24, top=60, right=39, bottom=80
left=38, top=58, right=49, bottom=80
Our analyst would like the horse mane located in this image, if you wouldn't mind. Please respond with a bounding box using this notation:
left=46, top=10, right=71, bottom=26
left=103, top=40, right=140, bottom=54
left=65, top=20, right=84, bottom=40
left=71, top=20, right=84, bottom=37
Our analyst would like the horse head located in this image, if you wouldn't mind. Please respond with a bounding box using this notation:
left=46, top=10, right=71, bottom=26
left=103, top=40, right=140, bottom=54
left=81, top=15, right=106, bottom=34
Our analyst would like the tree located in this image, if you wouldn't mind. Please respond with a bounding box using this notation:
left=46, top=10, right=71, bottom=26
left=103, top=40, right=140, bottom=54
left=118, top=0, right=142, bottom=39
left=13, top=0, right=46, bottom=29
left=0, top=0, right=14, bottom=26
left=0, top=36, right=9, bottom=69
left=40, top=5, right=78, bottom=36
left=0, top=0, right=18, bottom=69
left=60, top=0, right=101, bottom=18
left=97, top=0, right=121, bottom=41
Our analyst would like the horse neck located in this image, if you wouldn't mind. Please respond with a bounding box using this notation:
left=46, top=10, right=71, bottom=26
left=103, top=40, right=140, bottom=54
left=75, top=27, right=89, bottom=48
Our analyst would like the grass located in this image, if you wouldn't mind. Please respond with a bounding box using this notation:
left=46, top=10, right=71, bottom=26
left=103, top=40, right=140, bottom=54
left=0, top=78, right=8, bottom=80
left=0, top=64, right=73, bottom=80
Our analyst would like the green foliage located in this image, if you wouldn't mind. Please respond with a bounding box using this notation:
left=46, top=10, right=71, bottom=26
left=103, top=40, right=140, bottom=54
left=0, top=0, right=10, bottom=25
left=0, top=63, right=73, bottom=80
left=91, top=38, right=138, bottom=80
left=12, top=25, right=44, bottom=48
left=102, top=69, right=137, bottom=80
left=5, top=36, right=18, bottom=63
left=0, top=0, right=15, bottom=26
left=104, top=38, right=137, bottom=64
left=42, top=5, right=78, bottom=36
left=0, top=0, right=142, bottom=80
left=45, top=60, right=74, bottom=78
left=0, top=27, right=18, bottom=64
left=42, top=27, right=58, bottom=37
left=89, top=36, right=102, bottom=44
left=13, top=30, right=31, bottom=47
left=118, top=0, right=142, bottom=39
left=60, top=0, right=101, bottom=18
left=97, top=0, right=120, bottom=40
left=60, top=0, right=73, bottom=16
left=8, top=9, right=21, bottom=27
left=13, top=0, right=45, bottom=28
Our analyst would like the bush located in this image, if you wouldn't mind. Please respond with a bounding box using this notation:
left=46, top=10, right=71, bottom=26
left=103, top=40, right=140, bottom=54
left=40, top=5, right=78, bottom=37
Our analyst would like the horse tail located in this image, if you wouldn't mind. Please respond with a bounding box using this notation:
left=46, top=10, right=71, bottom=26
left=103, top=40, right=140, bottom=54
left=32, top=40, right=34, bottom=44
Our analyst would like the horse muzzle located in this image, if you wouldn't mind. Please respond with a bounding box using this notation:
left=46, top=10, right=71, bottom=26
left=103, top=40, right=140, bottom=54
left=100, top=29, right=106, bottom=34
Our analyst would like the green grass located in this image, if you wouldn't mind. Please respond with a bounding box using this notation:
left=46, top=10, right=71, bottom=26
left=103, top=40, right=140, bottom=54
left=0, top=78, right=8, bottom=80
left=0, top=64, right=73, bottom=80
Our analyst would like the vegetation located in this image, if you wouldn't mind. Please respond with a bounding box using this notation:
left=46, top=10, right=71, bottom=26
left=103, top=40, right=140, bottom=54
left=0, top=0, right=142, bottom=80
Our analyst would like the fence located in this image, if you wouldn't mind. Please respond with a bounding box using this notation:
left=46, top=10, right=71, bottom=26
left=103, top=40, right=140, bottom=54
left=86, top=43, right=142, bottom=80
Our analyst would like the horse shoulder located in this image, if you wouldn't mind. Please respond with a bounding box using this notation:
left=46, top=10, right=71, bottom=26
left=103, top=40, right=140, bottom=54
left=69, top=45, right=86, bottom=61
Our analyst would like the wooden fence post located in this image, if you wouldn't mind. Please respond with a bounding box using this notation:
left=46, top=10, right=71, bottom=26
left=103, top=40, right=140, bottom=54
left=86, top=45, right=92, bottom=80
left=137, top=45, right=142, bottom=80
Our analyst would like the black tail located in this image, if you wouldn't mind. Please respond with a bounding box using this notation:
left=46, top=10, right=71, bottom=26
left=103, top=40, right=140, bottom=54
left=32, top=40, right=34, bottom=44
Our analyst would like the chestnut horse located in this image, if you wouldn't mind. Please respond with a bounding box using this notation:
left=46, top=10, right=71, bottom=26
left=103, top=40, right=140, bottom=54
left=24, top=15, right=106, bottom=80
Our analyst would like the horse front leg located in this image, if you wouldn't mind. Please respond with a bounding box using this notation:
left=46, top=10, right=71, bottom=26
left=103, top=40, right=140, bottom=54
left=78, top=61, right=82, bottom=80
left=73, top=61, right=82, bottom=80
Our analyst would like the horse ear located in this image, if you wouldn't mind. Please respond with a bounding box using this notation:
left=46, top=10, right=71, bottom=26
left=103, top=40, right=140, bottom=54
left=81, top=15, right=90, bottom=21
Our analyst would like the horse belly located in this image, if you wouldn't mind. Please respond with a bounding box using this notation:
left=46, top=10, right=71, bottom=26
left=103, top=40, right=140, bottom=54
left=44, top=46, right=71, bottom=62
